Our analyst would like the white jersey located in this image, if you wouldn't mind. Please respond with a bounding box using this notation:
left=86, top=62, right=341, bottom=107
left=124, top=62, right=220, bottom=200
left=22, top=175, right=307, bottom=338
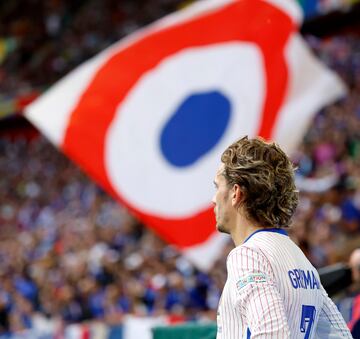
left=216, top=228, right=352, bottom=338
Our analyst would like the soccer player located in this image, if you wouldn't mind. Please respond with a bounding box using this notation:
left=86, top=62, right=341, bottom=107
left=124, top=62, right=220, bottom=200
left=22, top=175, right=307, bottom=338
left=213, top=136, right=352, bottom=338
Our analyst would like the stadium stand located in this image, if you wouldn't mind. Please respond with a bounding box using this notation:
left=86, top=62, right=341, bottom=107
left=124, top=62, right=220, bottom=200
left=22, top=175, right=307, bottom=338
left=0, top=0, right=360, bottom=337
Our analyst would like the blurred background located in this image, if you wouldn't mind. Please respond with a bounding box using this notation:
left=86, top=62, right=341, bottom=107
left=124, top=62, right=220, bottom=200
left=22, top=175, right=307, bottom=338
left=0, top=0, right=360, bottom=338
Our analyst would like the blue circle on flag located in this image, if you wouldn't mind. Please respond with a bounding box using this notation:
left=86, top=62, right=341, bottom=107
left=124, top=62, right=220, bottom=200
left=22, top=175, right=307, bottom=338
left=160, top=90, right=231, bottom=167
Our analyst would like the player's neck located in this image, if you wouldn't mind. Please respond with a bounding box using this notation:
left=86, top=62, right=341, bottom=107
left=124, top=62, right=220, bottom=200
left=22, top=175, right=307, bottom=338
left=230, top=214, right=263, bottom=247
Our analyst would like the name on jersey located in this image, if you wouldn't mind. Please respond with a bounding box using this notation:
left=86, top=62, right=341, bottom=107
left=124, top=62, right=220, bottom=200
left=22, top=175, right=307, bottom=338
left=288, top=269, right=320, bottom=290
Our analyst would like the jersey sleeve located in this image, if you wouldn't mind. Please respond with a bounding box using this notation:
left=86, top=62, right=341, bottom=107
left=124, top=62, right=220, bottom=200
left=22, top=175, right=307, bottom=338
left=227, top=246, right=290, bottom=338
left=314, top=287, right=353, bottom=338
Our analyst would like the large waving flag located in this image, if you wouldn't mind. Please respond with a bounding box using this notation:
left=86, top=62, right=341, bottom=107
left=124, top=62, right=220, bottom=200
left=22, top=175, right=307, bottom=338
left=25, top=0, right=345, bottom=270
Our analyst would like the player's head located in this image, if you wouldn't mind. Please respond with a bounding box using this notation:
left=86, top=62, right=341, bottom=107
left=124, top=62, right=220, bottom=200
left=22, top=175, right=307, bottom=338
left=213, top=136, right=298, bottom=233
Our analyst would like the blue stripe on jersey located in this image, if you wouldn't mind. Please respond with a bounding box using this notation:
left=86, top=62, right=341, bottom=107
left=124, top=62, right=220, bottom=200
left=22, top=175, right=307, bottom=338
left=247, top=327, right=251, bottom=338
left=244, top=228, right=288, bottom=243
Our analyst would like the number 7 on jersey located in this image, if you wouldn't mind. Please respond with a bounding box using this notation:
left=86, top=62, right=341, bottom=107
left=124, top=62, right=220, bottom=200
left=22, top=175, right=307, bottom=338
left=300, top=305, right=316, bottom=339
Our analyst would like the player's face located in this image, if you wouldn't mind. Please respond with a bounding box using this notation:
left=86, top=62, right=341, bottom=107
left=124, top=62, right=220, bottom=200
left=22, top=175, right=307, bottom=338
left=212, top=164, right=234, bottom=234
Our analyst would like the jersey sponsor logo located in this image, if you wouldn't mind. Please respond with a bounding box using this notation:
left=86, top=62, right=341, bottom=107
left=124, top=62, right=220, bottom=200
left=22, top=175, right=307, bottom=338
left=236, top=273, right=267, bottom=291
left=288, top=269, right=320, bottom=289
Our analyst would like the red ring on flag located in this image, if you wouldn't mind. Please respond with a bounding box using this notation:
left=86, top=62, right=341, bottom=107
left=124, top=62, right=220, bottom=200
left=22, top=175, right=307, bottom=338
left=63, top=0, right=295, bottom=247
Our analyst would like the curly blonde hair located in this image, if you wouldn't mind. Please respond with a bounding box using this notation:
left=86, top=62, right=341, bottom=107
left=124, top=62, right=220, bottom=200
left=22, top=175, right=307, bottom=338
left=221, top=136, right=298, bottom=228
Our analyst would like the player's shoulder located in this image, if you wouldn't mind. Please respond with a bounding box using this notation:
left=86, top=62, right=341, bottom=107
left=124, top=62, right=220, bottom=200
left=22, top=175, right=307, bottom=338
left=227, top=243, right=267, bottom=265
left=226, top=243, right=275, bottom=280
left=245, top=228, right=294, bottom=254
left=226, top=228, right=293, bottom=267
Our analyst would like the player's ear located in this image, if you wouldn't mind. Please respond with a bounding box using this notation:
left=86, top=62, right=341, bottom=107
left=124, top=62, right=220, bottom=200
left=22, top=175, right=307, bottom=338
left=231, top=184, right=242, bottom=207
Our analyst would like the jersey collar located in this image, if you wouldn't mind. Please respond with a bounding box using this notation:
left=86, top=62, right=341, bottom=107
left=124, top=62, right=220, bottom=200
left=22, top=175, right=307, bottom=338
left=244, top=228, right=288, bottom=244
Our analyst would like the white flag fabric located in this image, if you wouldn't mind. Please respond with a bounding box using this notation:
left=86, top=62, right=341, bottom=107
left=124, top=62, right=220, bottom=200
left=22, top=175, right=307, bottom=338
left=25, top=0, right=345, bottom=270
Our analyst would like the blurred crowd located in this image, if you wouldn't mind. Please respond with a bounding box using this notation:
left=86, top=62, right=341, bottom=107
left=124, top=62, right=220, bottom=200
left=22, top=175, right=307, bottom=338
left=0, top=0, right=186, bottom=98
left=289, top=35, right=360, bottom=267
left=0, top=0, right=360, bottom=336
left=0, top=137, right=228, bottom=334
